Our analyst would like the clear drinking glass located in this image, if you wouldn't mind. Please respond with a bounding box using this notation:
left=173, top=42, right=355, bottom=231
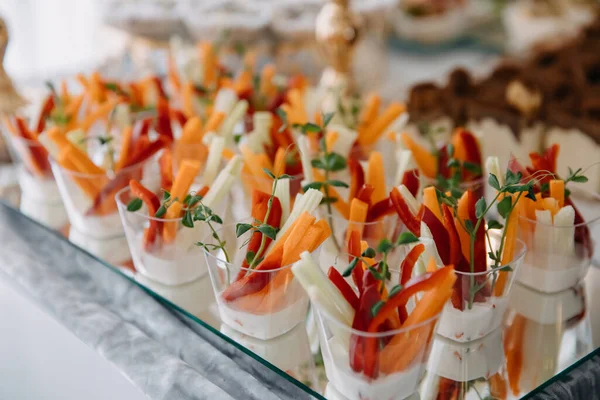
left=116, top=186, right=208, bottom=286
left=315, top=305, right=440, bottom=400
left=517, top=190, right=600, bottom=293
left=204, top=222, right=311, bottom=340
left=50, top=159, right=148, bottom=265
left=1, top=127, right=68, bottom=229
left=436, top=231, right=526, bottom=343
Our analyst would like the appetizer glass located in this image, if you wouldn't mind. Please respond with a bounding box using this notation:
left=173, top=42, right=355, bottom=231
left=315, top=306, right=439, bottom=400
left=437, top=231, right=526, bottom=343
left=1, top=132, right=68, bottom=229
left=517, top=194, right=600, bottom=293
left=204, top=222, right=311, bottom=340
left=116, top=186, right=208, bottom=286
left=51, top=160, right=148, bottom=265
left=421, top=328, right=507, bottom=400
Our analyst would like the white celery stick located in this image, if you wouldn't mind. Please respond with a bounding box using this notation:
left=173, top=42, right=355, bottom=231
left=292, top=252, right=355, bottom=326
left=384, top=112, right=409, bottom=139
left=394, top=149, right=416, bottom=187
left=397, top=184, right=421, bottom=215
left=277, top=189, right=324, bottom=239
left=485, top=156, right=504, bottom=187
left=273, top=178, right=290, bottom=224
left=420, top=223, right=443, bottom=270
left=37, top=133, right=60, bottom=160
left=327, top=124, right=357, bottom=159
left=112, top=103, right=131, bottom=130
left=220, top=100, right=248, bottom=145
left=553, top=205, right=575, bottom=256
left=65, top=129, right=86, bottom=152
left=308, top=288, right=351, bottom=350
left=203, top=136, right=225, bottom=186
left=213, top=88, right=238, bottom=115
left=202, top=155, right=242, bottom=209
left=534, top=210, right=553, bottom=263
left=245, top=112, right=273, bottom=153
left=298, top=135, right=314, bottom=186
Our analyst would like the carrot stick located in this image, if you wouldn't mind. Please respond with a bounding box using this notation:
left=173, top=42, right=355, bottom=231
left=167, top=53, right=181, bottom=92
left=180, top=116, right=203, bottom=144
left=58, top=155, right=99, bottom=198
left=359, top=102, right=405, bottom=146
left=234, top=69, right=252, bottom=95
left=170, top=160, right=201, bottom=201
left=80, top=99, right=118, bottom=132
left=203, top=111, right=225, bottom=135
left=401, top=133, right=437, bottom=179
left=159, top=148, right=174, bottom=191
left=199, top=42, right=216, bottom=87
left=162, top=201, right=183, bottom=243
left=366, top=152, right=386, bottom=204
left=325, top=131, right=339, bottom=153
left=549, top=179, right=565, bottom=208
left=495, top=194, right=521, bottom=296
left=76, top=74, right=89, bottom=90
left=505, top=314, right=526, bottom=396
left=345, top=198, right=369, bottom=244
left=115, top=126, right=133, bottom=171
left=273, top=147, right=286, bottom=177
left=259, top=64, right=276, bottom=97
left=182, top=82, right=196, bottom=118
left=423, top=187, right=443, bottom=222
left=287, top=89, right=308, bottom=124
left=359, top=93, right=380, bottom=127
left=543, top=197, right=560, bottom=217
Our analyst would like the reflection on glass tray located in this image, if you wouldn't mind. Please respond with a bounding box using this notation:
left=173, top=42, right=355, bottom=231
left=1, top=189, right=599, bottom=399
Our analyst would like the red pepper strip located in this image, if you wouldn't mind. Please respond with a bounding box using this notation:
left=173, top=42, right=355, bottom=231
left=235, top=191, right=282, bottom=280
left=400, top=244, right=425, bottom=286
left=356, top=184, right=375, bottom=206
left=170, top=109, right=188, bottom=127
left=442, top=205, right=463, bottom=267
left=367, top=197, right=395, bottom=221
left=36, top=94, right=55, bottom=133
left=221, top=246, right=284, bottom=301
left=529, top=144, right=559, bottom=176
left=350, top=284, right=380, bottom=376
left=159, top=149, right=174, bottom=191
left=129, top=179, right=162, bottom=251
left=125, top=136, right=169, bottom=169
left=367, top=266, right=455, bottom=333
left=398, top=244, right=425, bottom=323
left=347, top=229, right=364, bottom=293
left=328, top=267, right=359, bottom=310
left=348, top=158, right=365, bottom=202
left=508, top=155, right=530, bottom=181
left=152, top=76, right=167, bottom=99
left=15, top=117, right=50, bottom=174
left=401, top=169, right=420, bottom=197
left=437, top=144, right=450, bottom=179
left=267, top=92, right=286, bottom=113
left=135, top=118, right=152, bottom=139
left=155, top=96, right=173, bottom=140
left=454, top=129, right=483, bottom=181
left=390, top=187, right=422, bottom=236
left=567, top=198, right=593, bottom=258
left=422, top=206, right=450, bottom=265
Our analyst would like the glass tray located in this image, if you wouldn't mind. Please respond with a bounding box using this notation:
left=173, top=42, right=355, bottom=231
left=1, top=180, right=599, bottom=399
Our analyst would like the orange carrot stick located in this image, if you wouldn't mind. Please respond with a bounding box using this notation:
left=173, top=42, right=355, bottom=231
left=359, top=93, right=381, bottom=127
left=203, top=111, right=225, bottom=135
left=170, top=160, right=202, bottom=201
left=180, top=116, right=203, bottom=144
left=80, top=99, right=119, bottom=132
left=199, top=42, right=216, bottom=87
left=167, top=53, right=181, bottom=92
left=182, top=82, right=196, bottom=119
left=325, top=131, right=339, bottom=153
left=259, top=64, right=276, bottom=97
left=273, top=147, right=286, bottom=177
left=359, top=102, right=405, bottom=146
left=549, top=179, right=565, bottom=208
left=346, top=198, right=369, bottom=244
left=495, top=194, right=521, bottom=296
left=162, top=201, right=183, bottom=243
left=366, top=152, right=386, bottom=204
left=115, top=126, right=133, bottom=171
left=401, top=133, right=437, bottom=179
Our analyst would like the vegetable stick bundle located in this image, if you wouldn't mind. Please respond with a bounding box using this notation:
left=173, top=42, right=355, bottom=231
left=293, top=248, right=456, bottom=379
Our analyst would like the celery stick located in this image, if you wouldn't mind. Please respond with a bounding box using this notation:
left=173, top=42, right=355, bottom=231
left=203, top=136, right=225, bottom=186
left=66, top=129, right=86, bottom=152
left=385, top=112, right=409, bottom=139
left=202, top=155, right=242, bottom=209
left=397, top=184, right=421, bottom=215
left=485, top=156, right=504, bottom=187
left=277, top=188, right=324, bottom=238
left=553, top=205, right=575, bottom=256
left=420, top=223, right=443, bottom=269
left=273, top=178, right=290, bottom=224
left=112, top=103, right=131, bottom=130
left=220, top=100, right=248, bottom=147
left=213, top=88, right=238, bottom=115
left=297, top=135, right=314, bottom=186
left=245, top=112, right=273, bottom=153
left=394, top=149, right=415, bottom=187
left=534, top=210, right=553, bottom=259
left=328, top=124, right=357, bottom=159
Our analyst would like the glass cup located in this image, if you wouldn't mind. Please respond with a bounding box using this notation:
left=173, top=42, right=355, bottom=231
left=50, top=159, right=148, bottom=265
left=116, top=186, right=209, bottom=286
left=503, top=282, right=591, bottom=397
left=421, top=328, right=507, bottom=400
left=437, top=231, right=526, bottom=343
left=0, top=127, right=68, bottom=229
left=517, top=190, right=600, bottom=293
left=204, top=221, right=311, bottom=340
left=315, top=305, right=439, bottom=400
